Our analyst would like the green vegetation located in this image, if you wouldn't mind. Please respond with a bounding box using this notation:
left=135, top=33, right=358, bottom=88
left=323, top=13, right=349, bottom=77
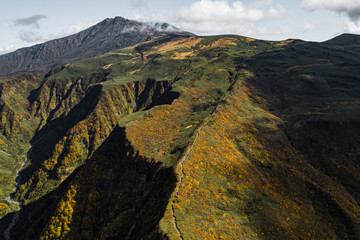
left=0, top=74, right=42, bottom=216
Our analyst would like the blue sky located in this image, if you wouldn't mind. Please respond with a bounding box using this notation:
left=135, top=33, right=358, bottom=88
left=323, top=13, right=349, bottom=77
left=0, top=0, right=359, bottom=54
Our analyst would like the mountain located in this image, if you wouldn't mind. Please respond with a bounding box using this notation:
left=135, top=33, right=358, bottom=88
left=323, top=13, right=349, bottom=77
left=0, top=16, right=193, bottom=76
left=0, top=25, right=360, bottom=239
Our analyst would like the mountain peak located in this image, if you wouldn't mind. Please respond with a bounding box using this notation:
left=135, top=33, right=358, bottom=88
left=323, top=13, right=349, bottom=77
left=102, top=16, right=127, bottom=23
left=113, top=16, right=126, bottom=21
left=0, top=17, right=192, bottom=76
left=103, top=16, right=180, bottom=34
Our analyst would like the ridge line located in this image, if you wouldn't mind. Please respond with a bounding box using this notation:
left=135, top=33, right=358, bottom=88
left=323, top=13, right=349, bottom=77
left=170, top=121, right=205, bottom=240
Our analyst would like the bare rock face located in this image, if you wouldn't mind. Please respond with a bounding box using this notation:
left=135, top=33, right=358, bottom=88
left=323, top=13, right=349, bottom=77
left=0, top=16, right=192, bottom=76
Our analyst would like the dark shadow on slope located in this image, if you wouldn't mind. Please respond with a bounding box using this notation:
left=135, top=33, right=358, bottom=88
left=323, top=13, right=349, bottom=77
left=306, top=181, right=360, bottom=240
left=285, top=119, right=360, bottom=202
left=20, top=72, right=180, bottom=203
left=246, top=37, right=360, bottom=202
left=134, top=79, right=180, bottom=112
left=0, top=163, right=77, bottom=240
left=19, top=83, right=103, bottom=189
left=0, top=126, right=176, bottom=240
left=242, top=35, right=360, bottom=239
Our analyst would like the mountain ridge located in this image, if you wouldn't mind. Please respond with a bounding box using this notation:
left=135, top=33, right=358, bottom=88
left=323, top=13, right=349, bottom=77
left=0, top=16, right=193, bottom=76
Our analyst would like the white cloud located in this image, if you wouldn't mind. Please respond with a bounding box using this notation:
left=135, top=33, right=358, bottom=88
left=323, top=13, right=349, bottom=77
left=120, top=21, right=179, bottom=34
left=18, top=30, right=44, bottom=43
left=62, top=23, right=92, bottom=36
left=48, top=23, right=93, bottom=40
left=345, top=19, right=360, bottom=33
left=302, top=0, right=360, bottom=33
left=0, top=44, right=28, bottom=55
left=302, top=0, right=360, bottom=19
left=0, top=23, right=92, bottom=55
left=135, top=13, right=172, bottom=23
left=176, top=0, right=285, bottom=34
left=178, top=0, right=284, bottom=22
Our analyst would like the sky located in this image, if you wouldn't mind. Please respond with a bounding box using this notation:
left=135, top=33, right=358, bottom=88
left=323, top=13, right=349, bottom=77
left=1, top=0, right=360, bottom=55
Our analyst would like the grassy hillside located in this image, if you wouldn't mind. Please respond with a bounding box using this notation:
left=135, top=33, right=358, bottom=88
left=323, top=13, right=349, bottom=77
left=10, top=34, right=283, bottom=205
left=0, top=34, right=360, bottom=239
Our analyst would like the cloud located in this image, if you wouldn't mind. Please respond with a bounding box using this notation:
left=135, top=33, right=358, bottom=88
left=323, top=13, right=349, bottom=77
left=176, top=0, right=285, bottom=34
left=14, top=15, right=48, bottom=28
left=1, top=23, right=92, bottom=55
left=45, top=23, right=94, bottom=41
left=302, top=0, right=360, bottom=33
left=12, top=15, right=48, bottom=44
left=135, top=12, right=171, bottom=23
left=18, top=30, right=44, bottom=43
left=302, top=0, right=360, bottom=20
left=345, top=19, right=360, bottom=33
left=61, top=23, right=93, bottom=36
left=120, top=21, right=180, bottom=34
left=0, top=44, right=24, bottom=55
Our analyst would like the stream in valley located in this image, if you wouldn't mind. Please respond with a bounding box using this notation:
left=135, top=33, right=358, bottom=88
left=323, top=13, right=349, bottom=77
left=3, top=155, right=28, bottom=240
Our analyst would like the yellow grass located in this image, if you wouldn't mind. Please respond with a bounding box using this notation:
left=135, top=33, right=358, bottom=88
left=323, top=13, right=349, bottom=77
left=154, top=37, right=204, bottom=55
left=117, top=53, right=132, bottom=56
left=171, top=52, right=193, bottom=59
left=276, top=39, right=294, bottom=46
left=102, top=64, right=113, bottom=70
left=201, top=37, right=239, bottom=50
left=246, top=37, right=256, bottom=43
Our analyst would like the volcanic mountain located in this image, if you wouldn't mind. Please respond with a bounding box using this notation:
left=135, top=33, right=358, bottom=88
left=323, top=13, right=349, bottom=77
left=0, top=16, right=192, bottom=76
left=0, top=17, right=359, bottom=240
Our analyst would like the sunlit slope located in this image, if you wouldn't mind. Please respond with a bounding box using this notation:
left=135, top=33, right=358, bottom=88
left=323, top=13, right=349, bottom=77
left=12, top=34, right=282, bottom=207
left=0, top=34, right=279, bottom=222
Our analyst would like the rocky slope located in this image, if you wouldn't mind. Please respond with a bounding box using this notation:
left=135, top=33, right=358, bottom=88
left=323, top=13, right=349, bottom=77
left=0, top=16, right=192, bottom=76
left=0, top=32, right=360, bottom=239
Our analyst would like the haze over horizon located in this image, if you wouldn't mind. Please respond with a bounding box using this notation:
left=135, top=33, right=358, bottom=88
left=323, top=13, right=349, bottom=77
left=1, top=0, right=360, bottom=55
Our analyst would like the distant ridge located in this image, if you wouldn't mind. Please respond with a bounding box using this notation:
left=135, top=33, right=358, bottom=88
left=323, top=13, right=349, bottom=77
left=0, top=16, right=193, bottom=76
left=325, top=33, right=360, bottom=45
